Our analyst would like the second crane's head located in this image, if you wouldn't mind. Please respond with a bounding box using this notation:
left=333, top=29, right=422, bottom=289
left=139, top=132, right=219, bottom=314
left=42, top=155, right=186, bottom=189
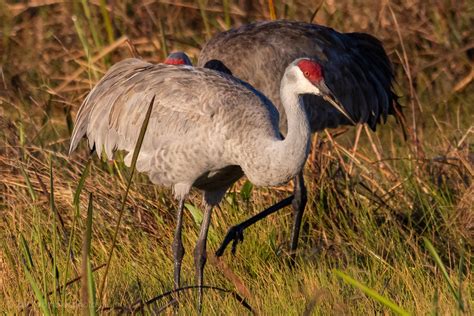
left=287, top=58, right=354, bottom=124
left=164, top=51, right=192, bottom=66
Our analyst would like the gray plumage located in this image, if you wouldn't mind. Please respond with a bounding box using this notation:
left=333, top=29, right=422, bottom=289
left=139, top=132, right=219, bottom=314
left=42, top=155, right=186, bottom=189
left=198, top=20, right=402, bottom=262
left=198, top=20, right=400, bottom=134
left=69, top=58, right=302, bottom=197
left=69, top=56, right=338, bottom=310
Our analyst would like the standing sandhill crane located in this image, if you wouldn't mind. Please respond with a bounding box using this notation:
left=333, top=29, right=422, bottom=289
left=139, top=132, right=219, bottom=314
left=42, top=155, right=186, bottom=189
left=198, top=20, right=401, bottom=259
left=68, top=56, right=348, bottom=310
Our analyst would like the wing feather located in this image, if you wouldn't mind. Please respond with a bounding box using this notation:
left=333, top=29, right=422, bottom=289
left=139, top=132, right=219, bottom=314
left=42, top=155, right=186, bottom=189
left=198, top=20, right=401, bottom=132
left=69, top=58, right=280, bottom=170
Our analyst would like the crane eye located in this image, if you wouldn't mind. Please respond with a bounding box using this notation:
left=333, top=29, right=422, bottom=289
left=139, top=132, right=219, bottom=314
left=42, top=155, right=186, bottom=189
left=304, top=71, right=310, bottom=77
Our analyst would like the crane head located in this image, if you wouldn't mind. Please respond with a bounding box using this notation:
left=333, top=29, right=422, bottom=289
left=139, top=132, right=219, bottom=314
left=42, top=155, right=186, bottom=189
left=293, top=58, right=355, bottom=124
left=163, top=52, right=192, bottom=66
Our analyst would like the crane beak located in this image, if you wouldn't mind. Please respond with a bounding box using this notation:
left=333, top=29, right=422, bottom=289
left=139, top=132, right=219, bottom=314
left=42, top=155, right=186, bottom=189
left=319, top=81, right=356, bottom=125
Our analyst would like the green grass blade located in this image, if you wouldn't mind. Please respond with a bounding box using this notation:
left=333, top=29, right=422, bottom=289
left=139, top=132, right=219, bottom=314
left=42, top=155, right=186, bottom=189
left=73, top=160, right=91, bottom=207
left=432, top=287, right=439, bottom=316
left=49, top=156, right=58, bottom=310
left=23, top=268, right=51, bottom=316
left=19, top=234, right=51, bottom=315
left=64, top=105, right=74, bottom=136
left=158, top=17, right=168, bottom=59
left=61, top=159, right=91, bottom=313
left=222, top=0, right=231, bottom=27
left=72, top=14, right=98, bottom=81
left=197, top=0, right=211, bottom=39
left=20, top=233, right=34, bottom=270
left=98, top=0, right=114, bottom=45
left=80, top=0, right=103, bottom=51
left=82, top=193, right=95, bottom=315
left=240, top=180, right=253, bottom=201
left=98, top=96, right=156, bottom=302
left=334, top=270, right=410, bottom=316
left=87, top=258, right=97, bottom=315
left=422, top=237, right=464, bottom=311
left=20, top=165, right=37, bottom=201
left=73, top=15, right=90, bottom=60
left=185, top=203, right=203, bottom=225
left=457, top=241, right=465, bottom=312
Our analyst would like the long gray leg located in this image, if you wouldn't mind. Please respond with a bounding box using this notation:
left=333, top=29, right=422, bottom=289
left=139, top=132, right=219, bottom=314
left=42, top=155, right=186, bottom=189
left=193, top=204, right=213, bottom=313
left=289, top=170, right=307, bottom=263
left=172, top=199, right=186, bottom=302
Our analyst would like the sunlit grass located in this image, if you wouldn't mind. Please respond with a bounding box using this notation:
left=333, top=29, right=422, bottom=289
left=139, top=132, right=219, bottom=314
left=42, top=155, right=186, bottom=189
left=0, top=0, right=472, bottom=314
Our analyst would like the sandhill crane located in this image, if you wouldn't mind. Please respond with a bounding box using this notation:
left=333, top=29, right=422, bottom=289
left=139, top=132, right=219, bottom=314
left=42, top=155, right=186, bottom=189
left=69, top=56, right=348, bottom=310
left=198, top=20, right=401, bottom=259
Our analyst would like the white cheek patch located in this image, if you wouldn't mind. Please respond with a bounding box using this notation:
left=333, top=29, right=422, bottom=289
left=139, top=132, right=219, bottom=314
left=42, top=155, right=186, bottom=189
left=301, top=76, right=321, bottom=95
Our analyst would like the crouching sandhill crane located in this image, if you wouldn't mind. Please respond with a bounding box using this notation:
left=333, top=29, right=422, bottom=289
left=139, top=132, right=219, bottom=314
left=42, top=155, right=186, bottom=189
left=68, top=56, right=347, bottom=310
left=198, top=20, right=402, bottom=259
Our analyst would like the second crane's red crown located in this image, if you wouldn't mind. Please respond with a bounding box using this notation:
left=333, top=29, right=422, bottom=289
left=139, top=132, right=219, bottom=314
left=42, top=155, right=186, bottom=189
left=297, top=59, right=323, bottom=84
left=164, top=57, right=187, bottom=65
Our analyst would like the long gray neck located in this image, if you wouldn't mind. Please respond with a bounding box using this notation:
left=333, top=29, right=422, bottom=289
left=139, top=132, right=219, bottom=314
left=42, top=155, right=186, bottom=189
left=272, top=75, right=311, bottom=177
left=248, top=73, right=311, bottom=186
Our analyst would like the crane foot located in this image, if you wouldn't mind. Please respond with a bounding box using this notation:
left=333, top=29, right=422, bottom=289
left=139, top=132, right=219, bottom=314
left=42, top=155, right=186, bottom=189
left=215, top=225, right=244, bottom=257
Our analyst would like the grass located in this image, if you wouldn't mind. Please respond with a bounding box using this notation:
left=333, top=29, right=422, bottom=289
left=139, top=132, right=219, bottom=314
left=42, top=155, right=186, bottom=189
left=0, top=0, right=473, bottom=314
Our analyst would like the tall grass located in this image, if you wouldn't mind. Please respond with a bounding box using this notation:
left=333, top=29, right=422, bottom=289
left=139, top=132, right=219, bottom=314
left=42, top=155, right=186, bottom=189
left=0, top=0, right=472, bottom=314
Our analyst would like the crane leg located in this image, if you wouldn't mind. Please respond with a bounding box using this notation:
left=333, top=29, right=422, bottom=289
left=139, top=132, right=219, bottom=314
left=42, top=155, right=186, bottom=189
left=172, top=199, right=185, bottom=305
left=193, top=204, right=213, bottom=313
left=215, top=195, right=294, bottom=257
left=289, top=170, right=307, bottom=264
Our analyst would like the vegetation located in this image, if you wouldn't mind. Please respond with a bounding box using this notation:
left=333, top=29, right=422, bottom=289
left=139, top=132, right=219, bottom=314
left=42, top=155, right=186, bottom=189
left=0, top=0, right=472, bottom=314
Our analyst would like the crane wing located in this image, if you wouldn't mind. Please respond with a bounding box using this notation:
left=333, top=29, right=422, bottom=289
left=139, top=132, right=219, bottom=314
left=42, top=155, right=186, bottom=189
left=320, top=30, right=397, bottom=129
left=69, top=58, right=280, bottom=171
left=198, top=20, right=401, bottom=132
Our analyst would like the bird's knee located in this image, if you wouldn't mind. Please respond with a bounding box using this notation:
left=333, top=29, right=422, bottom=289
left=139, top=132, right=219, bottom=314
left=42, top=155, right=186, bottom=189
left=172, top=240, right=185, bottom=261
left=193, top=244, right=207, bottom=268
left=292, top=196, right=307, bottom=212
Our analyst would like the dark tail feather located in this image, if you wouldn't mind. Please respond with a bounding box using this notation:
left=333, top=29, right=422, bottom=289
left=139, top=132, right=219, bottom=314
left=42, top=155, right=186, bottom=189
left=347, top=32, right=406, bottom=137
